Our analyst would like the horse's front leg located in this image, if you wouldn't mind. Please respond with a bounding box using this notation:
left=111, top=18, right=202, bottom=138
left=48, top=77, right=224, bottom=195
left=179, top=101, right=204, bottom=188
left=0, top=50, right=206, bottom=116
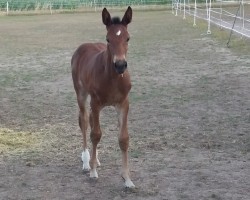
left=89, top=99, right=102, bottom=178
left=116, top=99, right=135, bottom=188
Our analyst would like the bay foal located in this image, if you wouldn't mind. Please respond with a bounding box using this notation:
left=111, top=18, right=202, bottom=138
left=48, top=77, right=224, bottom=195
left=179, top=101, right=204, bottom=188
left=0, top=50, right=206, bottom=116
left=71, top=7, right=134, bottom=188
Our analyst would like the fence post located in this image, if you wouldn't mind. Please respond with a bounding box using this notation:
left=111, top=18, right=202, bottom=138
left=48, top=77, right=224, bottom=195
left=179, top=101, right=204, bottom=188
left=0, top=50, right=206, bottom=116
left=175, top=0, right=178, bottom=16
left=183, top=0, right=186, bottom=19
left=193, top=0, right=197, bottom=26
left=242, top=0, right=245, bottom=30
left=50, top=2, right=52, bottom=15
left=172, top=0, right=174, bottom=14
left=6, top=1, right=9, bottom=15
left=207, top=0, right=211, bottom=34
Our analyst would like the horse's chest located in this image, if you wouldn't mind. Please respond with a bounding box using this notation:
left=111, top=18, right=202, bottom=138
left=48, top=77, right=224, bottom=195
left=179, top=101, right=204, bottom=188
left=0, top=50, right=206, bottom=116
left=107, top=84, right=130, bottom=104
left=108, top=89, right=126, bottom=103
left=93, top=80, right=131, bottom=106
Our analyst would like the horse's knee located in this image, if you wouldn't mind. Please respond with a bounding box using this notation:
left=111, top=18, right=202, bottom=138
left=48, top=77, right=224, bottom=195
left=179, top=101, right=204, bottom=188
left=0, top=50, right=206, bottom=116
left=90, top=130, right=102, bottom=144
left=79, top=112, right=88, bottom=130
left=119, top=134, right=129, bottom=151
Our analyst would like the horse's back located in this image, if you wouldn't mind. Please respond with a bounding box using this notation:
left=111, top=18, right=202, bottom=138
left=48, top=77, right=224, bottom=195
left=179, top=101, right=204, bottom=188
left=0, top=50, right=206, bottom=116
left=71, top=43, right=106, bottom=94
left=71, top=43, right=106, bottom=69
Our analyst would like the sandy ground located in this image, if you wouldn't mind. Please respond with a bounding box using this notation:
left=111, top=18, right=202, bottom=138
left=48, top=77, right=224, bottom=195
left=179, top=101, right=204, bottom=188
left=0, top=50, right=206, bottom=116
left=0, top=10, right=250, bottom=200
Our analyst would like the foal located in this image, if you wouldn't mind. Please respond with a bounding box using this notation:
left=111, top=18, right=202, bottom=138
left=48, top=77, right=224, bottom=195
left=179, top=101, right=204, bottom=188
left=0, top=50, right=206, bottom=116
left=71, top=7, right=134, bottom=188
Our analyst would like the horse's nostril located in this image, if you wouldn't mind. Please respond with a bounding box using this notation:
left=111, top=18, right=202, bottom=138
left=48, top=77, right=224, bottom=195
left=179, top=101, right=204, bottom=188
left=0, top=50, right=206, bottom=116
left=124, top=61, right=127, bottom=68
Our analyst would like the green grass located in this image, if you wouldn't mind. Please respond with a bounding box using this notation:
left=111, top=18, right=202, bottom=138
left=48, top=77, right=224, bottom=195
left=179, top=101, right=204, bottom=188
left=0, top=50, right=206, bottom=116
left=188, top=17, right=250, bottom=55
left=0, top=128, right=41, bottom=153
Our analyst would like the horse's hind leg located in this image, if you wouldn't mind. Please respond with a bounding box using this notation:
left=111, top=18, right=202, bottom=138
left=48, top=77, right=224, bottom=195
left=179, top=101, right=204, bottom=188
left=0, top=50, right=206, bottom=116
left=77, top=91, right=90, bottom=171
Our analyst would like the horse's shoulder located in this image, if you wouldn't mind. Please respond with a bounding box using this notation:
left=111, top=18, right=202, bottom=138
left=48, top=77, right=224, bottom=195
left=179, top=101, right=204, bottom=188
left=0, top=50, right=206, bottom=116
left=78, top=43, right=106, bottom=52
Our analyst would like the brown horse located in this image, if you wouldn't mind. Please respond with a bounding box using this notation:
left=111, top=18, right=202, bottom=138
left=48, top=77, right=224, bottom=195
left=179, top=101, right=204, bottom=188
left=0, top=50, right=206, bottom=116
left=71, top=7, right=134, bottom=188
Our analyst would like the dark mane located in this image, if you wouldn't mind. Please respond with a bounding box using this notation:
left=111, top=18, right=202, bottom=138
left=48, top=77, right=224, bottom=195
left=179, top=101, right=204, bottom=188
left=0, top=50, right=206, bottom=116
left=111, top=17, right=121, bottom=24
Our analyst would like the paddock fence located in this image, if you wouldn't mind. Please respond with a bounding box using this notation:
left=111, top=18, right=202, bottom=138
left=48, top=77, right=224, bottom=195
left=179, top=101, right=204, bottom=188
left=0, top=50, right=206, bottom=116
left=0, top=0, right=171, bottom=15
left=173, top=0, right=250, bottom=38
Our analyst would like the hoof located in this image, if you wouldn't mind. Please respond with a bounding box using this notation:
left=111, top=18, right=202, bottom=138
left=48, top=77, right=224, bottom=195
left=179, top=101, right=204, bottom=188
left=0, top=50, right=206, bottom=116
left=82, top=163, right=91, bottom=171
left=121, top=172, right=135, bottom=188
left=90, top=169, right=98, bottom=178
left=124, top=179, right=135, bottom=188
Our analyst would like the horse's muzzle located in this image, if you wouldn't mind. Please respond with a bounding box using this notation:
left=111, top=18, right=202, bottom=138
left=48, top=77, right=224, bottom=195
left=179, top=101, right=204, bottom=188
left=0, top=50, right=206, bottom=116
left=114, top=60, right=127, bottom=74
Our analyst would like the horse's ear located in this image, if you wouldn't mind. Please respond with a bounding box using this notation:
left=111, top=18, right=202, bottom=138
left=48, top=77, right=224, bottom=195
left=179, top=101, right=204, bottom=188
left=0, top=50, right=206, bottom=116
left=121, top=6, right=132, bottom=26
left=102, top=7, right=112, bottom=27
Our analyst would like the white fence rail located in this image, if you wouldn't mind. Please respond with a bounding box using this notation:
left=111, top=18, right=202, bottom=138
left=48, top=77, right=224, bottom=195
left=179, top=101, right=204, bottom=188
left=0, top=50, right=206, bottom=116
left=0, top=0, right=170, bottom=15
left=172, top=0, right=250, bottom=38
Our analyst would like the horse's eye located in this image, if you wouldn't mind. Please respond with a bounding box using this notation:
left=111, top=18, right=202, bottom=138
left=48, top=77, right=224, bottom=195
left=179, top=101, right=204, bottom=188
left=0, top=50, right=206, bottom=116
left=106, top=38, right=110, bottom=43
left=127, top=37, right=130, bottom=42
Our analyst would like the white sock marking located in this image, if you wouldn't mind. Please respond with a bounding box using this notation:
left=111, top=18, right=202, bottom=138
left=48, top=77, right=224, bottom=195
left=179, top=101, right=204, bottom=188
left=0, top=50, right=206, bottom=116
left=81, top=149, right=90, bottom=171
left=124, top=179, right=135, bottom=188
left=90, top=169, right=98, bottom=178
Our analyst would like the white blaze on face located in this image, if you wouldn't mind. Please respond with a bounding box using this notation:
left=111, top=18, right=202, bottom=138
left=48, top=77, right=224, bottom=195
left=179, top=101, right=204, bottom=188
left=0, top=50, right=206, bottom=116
left=116, top=30, right=121, bottom=36
left=113, top=54, right=126, bottom=63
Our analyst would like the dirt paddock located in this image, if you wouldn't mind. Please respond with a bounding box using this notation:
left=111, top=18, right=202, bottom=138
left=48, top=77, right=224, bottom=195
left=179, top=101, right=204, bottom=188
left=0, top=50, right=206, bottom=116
left=0, top=10, right=250, bottom=200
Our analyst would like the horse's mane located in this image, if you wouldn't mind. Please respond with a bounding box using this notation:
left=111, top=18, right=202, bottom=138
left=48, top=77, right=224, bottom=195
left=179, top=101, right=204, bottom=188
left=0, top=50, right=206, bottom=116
left=111, top=17, right=122, bottom=24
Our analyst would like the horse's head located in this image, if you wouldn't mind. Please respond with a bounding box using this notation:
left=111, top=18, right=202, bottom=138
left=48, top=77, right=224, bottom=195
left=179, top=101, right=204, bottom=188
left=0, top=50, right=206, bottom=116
left=102, top=6, right=132, bottom=75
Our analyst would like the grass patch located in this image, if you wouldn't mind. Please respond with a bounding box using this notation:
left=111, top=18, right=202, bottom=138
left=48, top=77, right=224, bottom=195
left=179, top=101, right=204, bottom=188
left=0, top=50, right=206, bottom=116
left=187, top=17, right=250, bottom=54
left=0, top=128, right=41, bottom=154
left=210, top=26, right=250, bottom=53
